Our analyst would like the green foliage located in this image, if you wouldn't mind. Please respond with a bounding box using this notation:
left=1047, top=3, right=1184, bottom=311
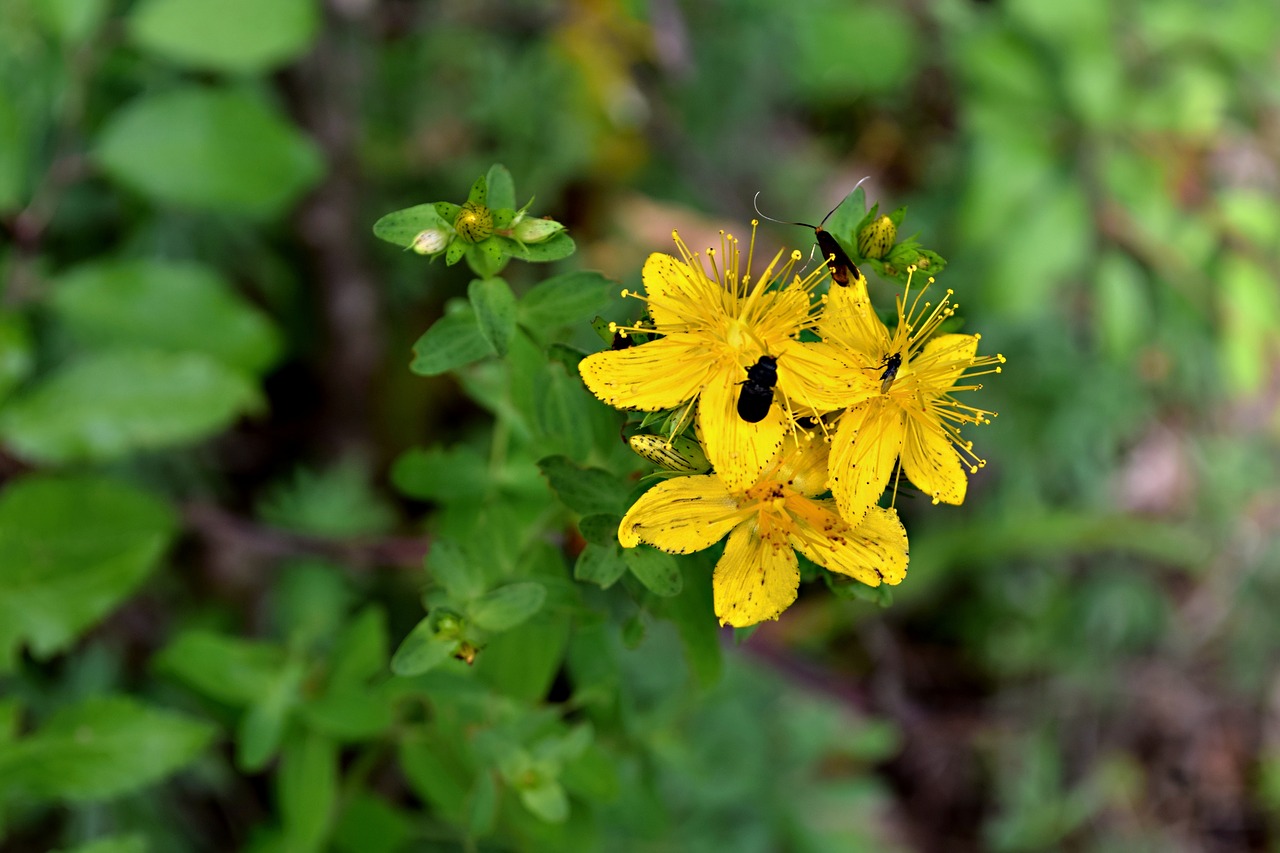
left=128, top=0, right=318, bottom=73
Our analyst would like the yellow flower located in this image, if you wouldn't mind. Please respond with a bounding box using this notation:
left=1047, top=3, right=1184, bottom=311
left=817, top=270, right=1004, bottom=525
left=618, top=434, right=908, bottom=627
left=579, top=224, right=852, bottom=490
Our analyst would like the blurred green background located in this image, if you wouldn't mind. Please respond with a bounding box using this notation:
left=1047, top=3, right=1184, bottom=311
left=3, top=0, right=1280, bottom=850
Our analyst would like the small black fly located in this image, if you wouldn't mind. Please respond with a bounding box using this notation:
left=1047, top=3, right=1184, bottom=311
left=878, top=353, right=902, bottom=394
left=737, top=355, right=778, bottom=423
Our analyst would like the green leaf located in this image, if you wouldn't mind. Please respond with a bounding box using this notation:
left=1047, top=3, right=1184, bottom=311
left=518, top=777, right=569, bottom=824
left=536, top=361, right=594, bottom=460
left=390, top=617, right=456, bottom=677
left=0, top=475, right=175, bottom=669
left=468, top=278, right=517, bottom=357
left=0, top=349, right=261, bottom=464
left=278, top=729, right=337, bottom=853
left=52, top=259, right=281, bottom=375
left=301, top=690, right=392, bottom=740
left=372, top=203, right=448, bottom=248
left=128, top=0, right=319, bottom=73
left=236, top=661, right=302, bottom=771
left=536, top=456, right=626, bottom=515
left=425, top=539, right=486, bottom=601
left=328, top=606, right=388, bottom=688
left=486, top=164, right=516, bottom=210
left=95, top=87, right=323, bottom=218
left=622, top=546, right=683, bottom=597
left=409, top=306, right=495, bottom=376
left=434, top=201, right=462, bottom=223
left=658, top=568, right=722, bottom=686
left=0, top=310, right=33, bottom=405
left=468, top=582, right=546, bottom=632
left=155, top=630, right=285, bottom=706
left=475, top=610, right=571, bottom=703
left=0, top=695, right=212, bottom=801
left=577, top=514, right=622, bottom=547
left=505, top=232, right=576, bottom=263
left=517, top=271, right=616, bottom=334
left=573, top=543, right=627, bottom=589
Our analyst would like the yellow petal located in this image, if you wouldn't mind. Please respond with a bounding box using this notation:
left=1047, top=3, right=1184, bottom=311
left=579, top=336, right=715, bottom=411
left=776, top=340, right=876, bottom=413
left=817, top=276, right=890, bottom=358
left=914, top=333, right=979, bottom=393
left=790, top=504, right=908, bottom=586
left=698, top=366, right=788, bottom=492
left=828, top=399, right=906, bottom=526
left=618, top=475, right=741, bottom=552
left=642, top=253, right=719, bottom=329
left=901, top=414, right=967, bottom=505
left=713, top=522, right=799, bottom=627
left=774, top=433, right=830, bottom=498
left=753, top=284, right=812, bottom=349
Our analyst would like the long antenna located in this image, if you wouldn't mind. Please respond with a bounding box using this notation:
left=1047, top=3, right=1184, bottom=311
left=753, top=175, right=873, bottom=231
left=752, top=192, right=813, bottom=229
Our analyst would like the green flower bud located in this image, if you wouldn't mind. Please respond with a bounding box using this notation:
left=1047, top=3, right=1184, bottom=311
left=411, top=227, right=451, bottom=255
left=434, top=611, right=464, bottom=638
left=454, top=202, right=493, bottom=243
left=857, top=214, right=897, bottom=260
left=512, top=216, right=565, bottom=244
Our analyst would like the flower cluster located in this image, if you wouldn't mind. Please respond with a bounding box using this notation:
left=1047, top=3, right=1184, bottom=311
left=580, top=221, right=1003, bottom=627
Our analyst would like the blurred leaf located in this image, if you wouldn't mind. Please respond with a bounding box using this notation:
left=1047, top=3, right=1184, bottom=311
left=425, top=539, right=487, bottom=602
left=1220, top=256, right=1280, bottom=394
left=391, top=617, right=456, bottom=677
left=0, top=310, right=33, bottom=405
left=475, top=608, right=571, bottom=703
left=52, top=836, right=146, bottom=853
left=657, top=567, right=721, bottom=686
left=468, top=278, right=517, bottom=357
left=787, top=2, right=918, bottom=98
left=302, top=690, right=392, bottom=740
left=517, top=271, right=616, bottom=335
left=51, top=258, right=281, bottom=375
left=0, top=349, right=261, bottom=464
left=237, top=661, right=303, bottom=771
left=329, top=606, right=388, bottom=688
left=259, top=462, right=396, bottom=538
left=332, top=793, right=414, bottom=853
left=468, top=581, right=546, bottom=632
left=486, top=163, right=516, bottom=210
left=410, top=306, right=495, bottom=376
left=0, top=695, right=212, bottom=801
left=518, top=776, right=569, bottom=824
left=278, top=728, right=337, bottom=853
left=622, top=546, right=683, bottom=597
left=574, top=543, right=628, bottom=589
left=1095, top=252, right=1149, bottom=361
left=391, top=444, right=491, bottom=503
left=155, top=630, right=285, bottom=706
left=274, top=561, right=351, bottom=646
left=0, top=90, right=26, bottom=211
left=95, top=87, right=323, bottom=217
left=536, top=456, right=626, bottom=515
left=561, top=741, right=620, bottom=802
left=128, top=0, right=319, bottom=73
left=0, top=475, right=175, bottom=669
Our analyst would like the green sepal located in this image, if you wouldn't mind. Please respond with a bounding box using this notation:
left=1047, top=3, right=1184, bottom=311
left=466, top=175, right=487, bottom=206
left=445, top=240, right=466, bottom=266
left=465, top=238, right=509, bottom=278
left=484, top=164, right=515, bottom=209
left=434, top=201, right=461, bottom=222
left=492, top=207, right=515, bottom=229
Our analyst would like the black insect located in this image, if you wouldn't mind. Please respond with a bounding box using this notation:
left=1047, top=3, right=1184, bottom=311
left=610, top=331, right=634, bottom=350
left=753, top=190, right=864, bottom=287
left=878, top=352, right=902, bottom=394
left=737, top=356, right=779, bottom=423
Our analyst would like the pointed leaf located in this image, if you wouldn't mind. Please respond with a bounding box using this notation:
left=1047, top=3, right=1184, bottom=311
left=409, top=307, right=494, bottom=376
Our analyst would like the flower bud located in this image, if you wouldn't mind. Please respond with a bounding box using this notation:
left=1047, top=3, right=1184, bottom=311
left=857, top=215, right=897, bottom=260
left=411, top=227, right=451, bottom=255
left=512, top=216, right=565, bottom=244
left=628, top=434, right=711, bottom=474
left=454, top=202, right=493, bottom=243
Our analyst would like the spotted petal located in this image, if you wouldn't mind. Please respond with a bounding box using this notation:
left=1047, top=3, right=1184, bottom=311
left=713, top=522, right=799, bottom=627
left=618, top=475, right=742, bottom=552
left=901, top=413, right=967, bottom=506
left=776, top=340, right=875, bottom=414
left=817, top=277, right=889, bottom=358
left=914, top=333, right=980, bottom=395
left=791, top=504, right=908, bottom=586
left=579, top=335, right=715, bottom=411
left=828, top=398, right=907, bottom=526
left=642, top=253, right=721, bottom=329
